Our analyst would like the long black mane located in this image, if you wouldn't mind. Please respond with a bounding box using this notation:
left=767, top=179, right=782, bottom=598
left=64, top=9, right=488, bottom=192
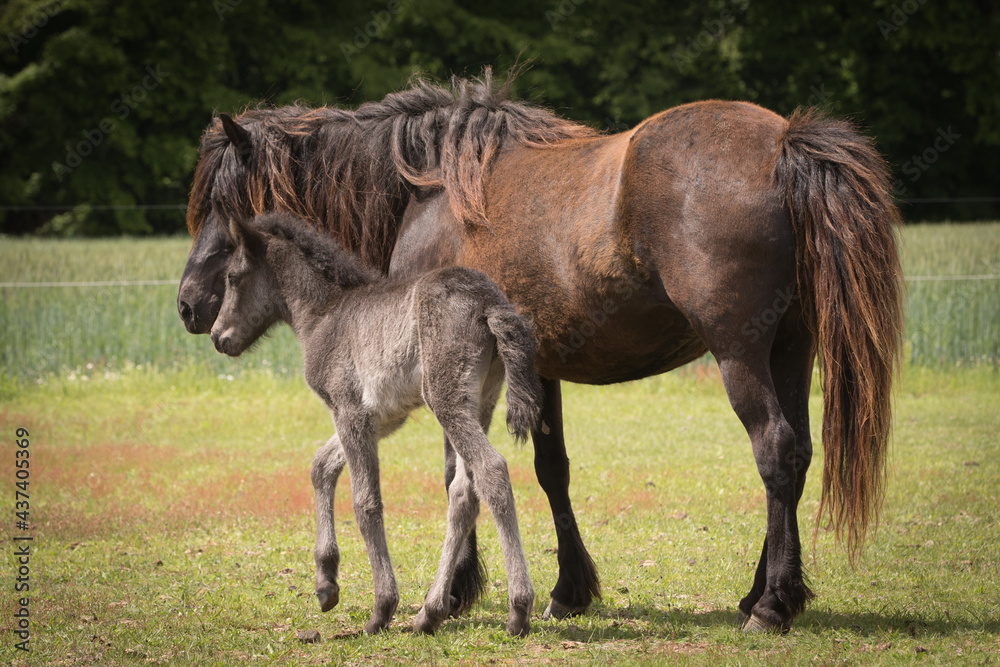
left=188, top=68, right=596, bottom=271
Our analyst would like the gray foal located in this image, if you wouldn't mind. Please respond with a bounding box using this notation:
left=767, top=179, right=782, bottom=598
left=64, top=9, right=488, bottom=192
left=210, top=211, right=540, bottom=637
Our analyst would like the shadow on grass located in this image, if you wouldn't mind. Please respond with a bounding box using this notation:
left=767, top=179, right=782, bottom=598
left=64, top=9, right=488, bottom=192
left=421, top=601, right=999, bottom=643
left=796, top=609, right=1000, bottom=637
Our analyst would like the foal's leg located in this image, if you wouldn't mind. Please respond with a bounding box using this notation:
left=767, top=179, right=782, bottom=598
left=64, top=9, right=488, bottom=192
left=443, top=437, right=488, bottom=615
left=428, top=384, right=534, bottom=636
left=312, top=435, right=347, bottom=612
left=439, top=365, right=504, bottom=618
left=533, top=378, right=601, bottom=620
left=448, top=420, right=533, bottom=637
left=414, top=454, right=480, bottom=634
left=337, top=416, right=398, bottom=634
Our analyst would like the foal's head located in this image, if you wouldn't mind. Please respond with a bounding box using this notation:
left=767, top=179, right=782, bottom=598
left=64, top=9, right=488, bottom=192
left=210, top=211, right=379, bottom=357
left=210, top=216, right=285, bottom=357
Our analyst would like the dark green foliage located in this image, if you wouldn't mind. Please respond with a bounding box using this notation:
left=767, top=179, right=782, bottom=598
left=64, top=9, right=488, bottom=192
left=1, top=0, right=997, bottom=234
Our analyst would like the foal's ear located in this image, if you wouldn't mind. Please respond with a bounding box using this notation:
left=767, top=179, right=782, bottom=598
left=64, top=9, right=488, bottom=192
left=219, top=113, right=253, bottom=165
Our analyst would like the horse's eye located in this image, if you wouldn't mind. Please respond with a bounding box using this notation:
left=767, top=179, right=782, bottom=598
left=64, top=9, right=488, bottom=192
left=227, top=273, right=241, bottom=287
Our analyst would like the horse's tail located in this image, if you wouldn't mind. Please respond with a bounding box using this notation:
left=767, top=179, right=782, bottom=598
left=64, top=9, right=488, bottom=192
left=486, top=305, right=543, bottom=443
left=775, top=108, right=904, bottom=560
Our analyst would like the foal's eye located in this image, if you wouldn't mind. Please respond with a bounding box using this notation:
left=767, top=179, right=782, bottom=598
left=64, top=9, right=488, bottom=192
left=227, top=273, right=241, bottom=287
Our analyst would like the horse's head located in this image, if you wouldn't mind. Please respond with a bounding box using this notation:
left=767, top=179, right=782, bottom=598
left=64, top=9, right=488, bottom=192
left=177, top=113, right=257, bottom=334
left=210, top=216, right=283, bottom=357
left=178, top=91, right=473, bottom=334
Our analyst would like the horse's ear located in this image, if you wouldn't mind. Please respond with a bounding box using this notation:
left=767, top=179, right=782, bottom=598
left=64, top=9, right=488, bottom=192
left=228, top=217, right=246, bottom=247
left=219, top=113, right=253, bottom=165
left=229, top=216, right=266, bottom=254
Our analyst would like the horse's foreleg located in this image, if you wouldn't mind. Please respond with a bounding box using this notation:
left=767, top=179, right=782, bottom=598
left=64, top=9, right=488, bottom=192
left=444, top=436, right=487, bottom=615
left=415, top=455, right=480, bottom=634
left=533, top=378, right=601, bottom=620
left=311, top=435, right=347, bottom=612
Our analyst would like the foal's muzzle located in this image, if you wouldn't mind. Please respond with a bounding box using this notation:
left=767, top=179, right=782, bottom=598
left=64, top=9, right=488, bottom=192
left=210, top=329, right=240, bottom=357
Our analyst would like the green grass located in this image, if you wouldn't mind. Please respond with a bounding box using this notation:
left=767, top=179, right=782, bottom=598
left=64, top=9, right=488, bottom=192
left=901, top=223, right=1000, bottom=367
left=2, top=222, right=999, bottom=382
left=0, top=236, right=301, bottom=383
left=0, top=366, right=997, bottom=665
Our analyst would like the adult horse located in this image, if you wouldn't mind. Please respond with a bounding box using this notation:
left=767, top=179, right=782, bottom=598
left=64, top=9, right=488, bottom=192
left=177, top=71, right=902, bottom=633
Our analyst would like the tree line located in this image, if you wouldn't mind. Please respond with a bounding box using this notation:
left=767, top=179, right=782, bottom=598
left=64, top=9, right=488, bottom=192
left=1, top=0, right=997, bottom=235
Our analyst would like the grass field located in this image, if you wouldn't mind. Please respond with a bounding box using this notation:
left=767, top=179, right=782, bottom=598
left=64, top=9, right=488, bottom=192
left=0, top=367, right=997, bottom=665
left=0, top=223, right=998, bottom=664
left=1, top=223, right=998, bottom=383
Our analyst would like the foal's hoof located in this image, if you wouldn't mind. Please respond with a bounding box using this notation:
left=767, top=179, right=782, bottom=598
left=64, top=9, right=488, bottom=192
left=316, top=583, right=340, bottom=612
left=742, top=613, right=790, bottom=634
left=542, top=597, right=586, bottom=621
left=363, top=597, right=398, bottom=635
left=413, top=606, right=446, bottom=635
left=736, top=610, right=749, bottom=629
left=506, top=614, right=531, bottom=638
left=363, top=616, right=392, bottom=635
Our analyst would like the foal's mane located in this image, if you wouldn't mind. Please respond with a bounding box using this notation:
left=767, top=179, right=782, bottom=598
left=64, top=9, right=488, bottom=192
left=249, top=211, right=379, bottom=291
left=188, top=68, right=596, bottom=271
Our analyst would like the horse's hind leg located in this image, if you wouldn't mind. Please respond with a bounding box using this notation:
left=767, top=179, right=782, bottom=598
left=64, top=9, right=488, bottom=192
left=450, top=422, right=533, bottom=637
left=442, top=362, right=504, bottom=618
left=427, top=388, right=534, bottom=636
left=715, top=333, right=813, bottom=633
left=312, top=435, right=347, bottom=612
left=414, top=454, right=480, bottom=634
left=737, top=323, right=816, bottom=627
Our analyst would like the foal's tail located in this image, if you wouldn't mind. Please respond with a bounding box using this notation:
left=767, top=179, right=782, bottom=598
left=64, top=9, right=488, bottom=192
left=486, top=305, right=544, bottom=443
left=776, top=108, right=904, bottom=560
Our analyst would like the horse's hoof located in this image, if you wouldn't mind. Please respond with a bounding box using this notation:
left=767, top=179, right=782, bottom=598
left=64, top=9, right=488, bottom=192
left=736, top=610, right=750, bottom=628
left=541, top=597, right=586, bottom=621
left=316, top=583, right=339, bottom=612
left=506, top=614, right=530, bottom=638
left=363, top=596, right=398, bottom=634
left=413, top=608, right=438, bottom=635
left=414, top=602, right=448, bottom=635
left=363, top=618, right=390, bottom=635
left=742, top=613, right=790, bottom=634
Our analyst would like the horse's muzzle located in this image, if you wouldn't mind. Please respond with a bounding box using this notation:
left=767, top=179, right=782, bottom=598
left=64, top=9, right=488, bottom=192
left=177, top=298, right=208, bottom=334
